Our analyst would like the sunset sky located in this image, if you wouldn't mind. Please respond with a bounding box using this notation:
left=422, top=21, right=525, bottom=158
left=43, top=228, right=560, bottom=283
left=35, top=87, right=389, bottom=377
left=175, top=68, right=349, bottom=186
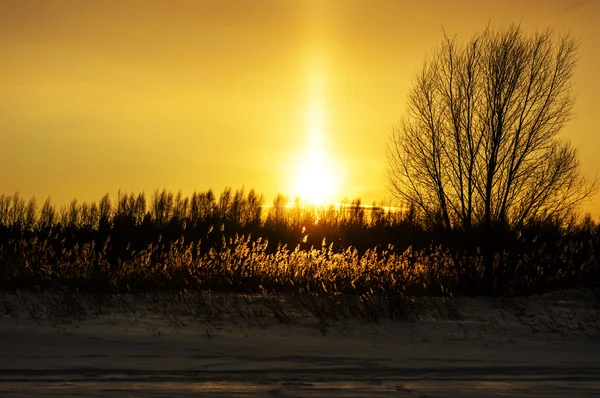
left=2, top=0, right=599, bottom=214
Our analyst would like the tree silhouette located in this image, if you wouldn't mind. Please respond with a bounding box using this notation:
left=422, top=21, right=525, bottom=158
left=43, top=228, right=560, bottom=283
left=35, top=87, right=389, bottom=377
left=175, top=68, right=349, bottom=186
left=387, top=25, right=596, bottom=290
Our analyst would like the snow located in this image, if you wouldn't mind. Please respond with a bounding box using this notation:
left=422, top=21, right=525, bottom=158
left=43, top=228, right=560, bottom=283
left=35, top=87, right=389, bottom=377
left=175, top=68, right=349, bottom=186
left=0, top=291, right=599, bottom=397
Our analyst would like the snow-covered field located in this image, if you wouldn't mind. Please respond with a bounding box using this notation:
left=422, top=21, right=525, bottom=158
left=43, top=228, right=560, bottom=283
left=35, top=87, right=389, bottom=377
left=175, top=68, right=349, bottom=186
left=0, top=291, right=599, bottom=397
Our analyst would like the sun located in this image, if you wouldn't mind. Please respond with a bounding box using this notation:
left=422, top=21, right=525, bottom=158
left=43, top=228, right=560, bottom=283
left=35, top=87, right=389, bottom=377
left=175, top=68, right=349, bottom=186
left=293, top=146, right=338, bottom=204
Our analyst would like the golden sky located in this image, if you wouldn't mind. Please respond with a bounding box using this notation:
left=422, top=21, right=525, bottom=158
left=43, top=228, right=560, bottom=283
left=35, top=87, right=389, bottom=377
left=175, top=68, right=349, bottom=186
left=1, top=0, right=599, bottom=213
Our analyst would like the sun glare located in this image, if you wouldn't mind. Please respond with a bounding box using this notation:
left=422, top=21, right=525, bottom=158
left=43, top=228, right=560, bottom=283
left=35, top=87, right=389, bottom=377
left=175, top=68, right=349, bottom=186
left=290, top=55, right=343, bottom=205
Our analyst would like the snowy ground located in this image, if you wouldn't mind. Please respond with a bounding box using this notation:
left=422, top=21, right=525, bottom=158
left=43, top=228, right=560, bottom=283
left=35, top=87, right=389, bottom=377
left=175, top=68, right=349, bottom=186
left=0, top=291, right=599, bottom=397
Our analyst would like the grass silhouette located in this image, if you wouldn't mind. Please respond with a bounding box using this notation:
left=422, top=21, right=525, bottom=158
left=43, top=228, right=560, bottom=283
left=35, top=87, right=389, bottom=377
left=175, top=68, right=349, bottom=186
left=0, top=188, right=598, bottom=298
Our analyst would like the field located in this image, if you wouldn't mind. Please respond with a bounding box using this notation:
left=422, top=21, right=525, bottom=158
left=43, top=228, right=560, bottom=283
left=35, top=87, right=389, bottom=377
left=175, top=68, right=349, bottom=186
left=1, top=290, right=600, bottom=397
left=1, top=191, right=600, bottom=396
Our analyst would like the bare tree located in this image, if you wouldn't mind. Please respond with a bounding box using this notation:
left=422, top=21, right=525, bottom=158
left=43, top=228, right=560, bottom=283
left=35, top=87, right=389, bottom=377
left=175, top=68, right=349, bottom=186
left=387, top=25, right=596, bottom=288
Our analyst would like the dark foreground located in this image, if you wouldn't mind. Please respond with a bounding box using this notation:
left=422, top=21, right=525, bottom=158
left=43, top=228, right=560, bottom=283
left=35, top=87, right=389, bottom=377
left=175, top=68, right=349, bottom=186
left=0, top=293, right=599, bottom=397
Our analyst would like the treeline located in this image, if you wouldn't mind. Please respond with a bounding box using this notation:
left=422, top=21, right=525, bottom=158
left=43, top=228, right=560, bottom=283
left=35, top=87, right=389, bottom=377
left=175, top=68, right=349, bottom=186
left=0, top=189, right=421, bottom=254
left=0, top=188, right=598, bottom=294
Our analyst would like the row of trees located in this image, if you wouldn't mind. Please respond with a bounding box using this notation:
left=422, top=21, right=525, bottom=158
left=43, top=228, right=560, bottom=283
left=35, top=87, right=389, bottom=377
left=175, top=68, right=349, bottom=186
left=0, top=189, right=421, bottom=254
left=0, top=190, right=411, bottom=232
left=0, top=187, right=598, bottom=294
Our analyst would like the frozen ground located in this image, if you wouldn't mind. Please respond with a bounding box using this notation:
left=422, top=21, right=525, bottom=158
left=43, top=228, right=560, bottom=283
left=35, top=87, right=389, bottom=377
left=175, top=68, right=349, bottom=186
left=0, top=291, right=599, bottom=397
